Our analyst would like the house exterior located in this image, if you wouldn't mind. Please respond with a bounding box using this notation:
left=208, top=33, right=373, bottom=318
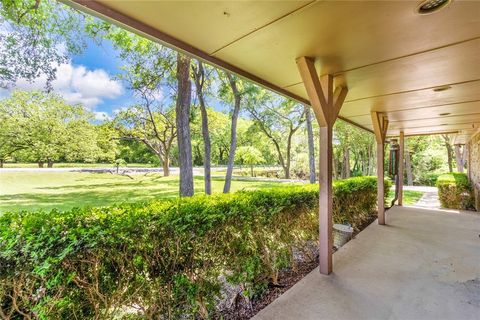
left=62, top=0, right=480, bottom=275
left=468, top=131, right=480, bottom=210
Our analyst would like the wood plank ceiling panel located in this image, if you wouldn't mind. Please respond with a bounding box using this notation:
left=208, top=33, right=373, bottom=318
left=66, top=0, right=480, bottom=136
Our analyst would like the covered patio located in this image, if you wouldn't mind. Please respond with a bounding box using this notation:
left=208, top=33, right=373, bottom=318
left=62, top=0, right=480, bottom=317
left=255, top=205, right=480, bottom=319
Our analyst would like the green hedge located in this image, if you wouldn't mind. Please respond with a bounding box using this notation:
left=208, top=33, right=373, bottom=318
left=416, top=172, right=442, bottom=186
left=436, top=172, right=474, bottom=210
left=0, top=176, right=390, bottom=319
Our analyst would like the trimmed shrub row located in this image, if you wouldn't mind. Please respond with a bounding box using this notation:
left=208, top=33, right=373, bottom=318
left=0, top=176, right=390, bottom=319
left=415, top=172, right=442, bottom=186
left=436, top=172, right=474, bottom=210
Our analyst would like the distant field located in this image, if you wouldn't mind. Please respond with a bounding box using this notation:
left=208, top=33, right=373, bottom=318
left=2, top=162, right=155, bottom=168
left=0, top=171, right=291, bottom=212
left=0, top=170, right=424, bottom=213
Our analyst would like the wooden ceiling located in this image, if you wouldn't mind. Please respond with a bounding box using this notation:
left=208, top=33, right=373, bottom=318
left=64, top=0, right=480, bottom=138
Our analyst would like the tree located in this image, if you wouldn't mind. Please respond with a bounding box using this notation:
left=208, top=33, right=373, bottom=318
left=454, top=144, right=465, bottom=173
left=332, top=120, right=375, bottom=178
left=88, top=23, right=178, bottom=176
left=218, top=73, right=247, bottom=193
left=333, top=121, right=354, bottom=179
left=190, top=108, right=253, bottom=166
left=88, top=21, right=195, bottom=196
left=305, top=105, right=316, bottom=183
left=246, top=91, right=305, bottom=179
left=405, top=135, right=447, bottom=184
left=0, top=100, right=31, bottom=167
left=0, top=0, right=86, bottom=89
left=63, top=119, right=101, bottom=164
left=405, top=150, right=413, bottom=185
left=192, top=60, right=212, bottom=194
left=94, top=123, right=118, bottom=163
left=113, top=105, right=176, bottom=176
left=442, top=134, right=454, bottom=173
left=175, top=53, right=194, bottom=197
left=235, top=146, right=265, bottom=177
left=0, top=91, right=98, bottom=167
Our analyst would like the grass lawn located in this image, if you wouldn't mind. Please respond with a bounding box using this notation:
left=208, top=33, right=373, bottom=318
left=0, top=171, right=425, bottom=213
left=386, top=190, right=424, bottom=205
left=0, top=171, right=292, bottom=212
left=2, top=162, right=155, bottom=168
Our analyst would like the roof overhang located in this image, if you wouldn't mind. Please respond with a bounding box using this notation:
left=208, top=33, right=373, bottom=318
left=62, top=0, right=480, bottom=139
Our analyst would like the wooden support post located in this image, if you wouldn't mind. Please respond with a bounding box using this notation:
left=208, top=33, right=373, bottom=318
left=467, top=143, right=471, bottom=181
left=398, top=131, right=404, bottom=206
left=297, top=57, right=348, bottom=275
left=371, top=111, right=389, bottom=225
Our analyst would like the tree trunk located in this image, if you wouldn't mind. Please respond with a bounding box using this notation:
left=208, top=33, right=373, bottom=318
left=193, top=60, right=212, bottom=195
left=251, top=165, right=254, bottom=177
left=443, top=135, right=454, bottom=173
left=47, top=159, right=54, bottom=168
left=305, top=106, right=316, bottom=183
left=343, top=147, right=350, bottom=178
left=38, top=161, right=44, bottom=168
left=219, top=148, right=225, bottom=164
left=0, top=159, right=3, bottom=168
left=369, top=146, right=373, bottom=175
left=333, top=155, right=339, bottom=180
left=223, top=75, right=241, bottom=193
left=364, top=146, right=372, bottom=176
left=175, top=53, right=194, bottom=197
left=284, top=131, right=295, bottom=179
left=353, top=158, right=358, bottom=174
left=162, top=155, right=170, bottom=177
left=446, top=145, right=453, bottom=172
left=454, top=144, right=464, bottom=173
left=405, top=151, right=413, bottom=185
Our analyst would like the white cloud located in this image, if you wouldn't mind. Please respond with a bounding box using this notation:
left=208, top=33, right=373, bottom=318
left=93, top=111, right=111, bottom=121
left=10, top=61, right=123, bottom=110
left=113, top=106, right=128, bottom=115
left=71, top=65, right=122, bottom=99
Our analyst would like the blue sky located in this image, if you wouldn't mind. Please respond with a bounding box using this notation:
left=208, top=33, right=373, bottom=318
left=2, top=28, right=229, bottom=120
left=69, top=38, right=136, bottom=119
left=0, top=36, right=133, bottom=120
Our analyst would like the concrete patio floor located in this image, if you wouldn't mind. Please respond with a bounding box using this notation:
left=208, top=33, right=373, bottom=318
left=254, top=206, right=480, bottom=320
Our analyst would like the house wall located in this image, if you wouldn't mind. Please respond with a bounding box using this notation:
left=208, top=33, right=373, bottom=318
left=468, top=131, right=480, bottom=211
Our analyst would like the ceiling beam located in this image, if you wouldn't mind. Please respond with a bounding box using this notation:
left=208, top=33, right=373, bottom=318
left=63, top=0, right=310, bottom=105
left=349, top=100, right=480, bottom=118
left=388, top=121, right=479, bottom=131
left=341, top=79, right=480, bottom=104
left=62, top=0, right=374, bottom=134
left=387, top=131, right=459, bottom=138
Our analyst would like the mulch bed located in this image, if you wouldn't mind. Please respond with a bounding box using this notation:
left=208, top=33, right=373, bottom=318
left=216, top=259, right=319, bottom=320
left=216, top=215, right=377, bottom=319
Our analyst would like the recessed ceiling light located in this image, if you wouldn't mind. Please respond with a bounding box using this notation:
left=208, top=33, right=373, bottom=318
left=439, top=112, right=451, bottom=116
left=416, top=0, right=452, bottom=15
left=433, top=85, right=452, bottom=92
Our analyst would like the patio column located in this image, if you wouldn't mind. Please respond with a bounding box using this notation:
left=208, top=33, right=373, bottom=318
left=467, top=143, right=471, bottom=181
left=297, top=57, right=348, bottom=275
left=398, top=131, right=404, bottom=205
left=371, top=112, right=389, bottom=225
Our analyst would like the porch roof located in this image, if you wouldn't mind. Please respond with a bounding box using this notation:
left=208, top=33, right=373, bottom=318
left=64, top=0, right=480, bottom=139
